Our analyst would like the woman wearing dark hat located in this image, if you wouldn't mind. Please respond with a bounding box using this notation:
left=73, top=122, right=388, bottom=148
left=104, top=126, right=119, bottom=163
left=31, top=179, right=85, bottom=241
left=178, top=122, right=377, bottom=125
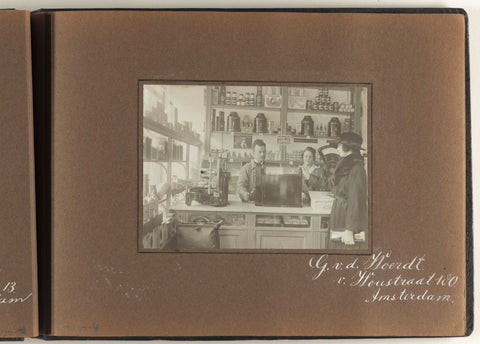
left=329, top=132, right=368, bottom=248
left=300, top=147, right=329, bottom=203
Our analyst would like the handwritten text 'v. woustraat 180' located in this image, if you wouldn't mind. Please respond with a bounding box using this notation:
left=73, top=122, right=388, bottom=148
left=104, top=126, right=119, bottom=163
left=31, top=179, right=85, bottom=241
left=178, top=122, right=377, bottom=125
left=308, top=250, right=459, bottom=304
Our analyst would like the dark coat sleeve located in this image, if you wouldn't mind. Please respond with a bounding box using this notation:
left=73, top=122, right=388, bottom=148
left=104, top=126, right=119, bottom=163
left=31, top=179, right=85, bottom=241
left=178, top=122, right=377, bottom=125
left=345, top=163, right=368, bottom=233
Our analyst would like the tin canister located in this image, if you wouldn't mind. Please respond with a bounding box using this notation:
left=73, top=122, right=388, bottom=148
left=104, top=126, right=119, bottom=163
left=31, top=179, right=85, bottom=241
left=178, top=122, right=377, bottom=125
left=301, top=116, right=314, bottom=136
left=254, top=113, right=267, bottom=133
left=328, top=117, right=341, bottom=137
left=227, top=112, right=241, bottom=132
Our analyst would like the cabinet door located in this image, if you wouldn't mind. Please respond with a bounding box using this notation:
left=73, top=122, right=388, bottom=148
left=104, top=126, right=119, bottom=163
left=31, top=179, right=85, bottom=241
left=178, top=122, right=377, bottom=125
left=255, top=230, right=310, bottom=249
left=219, top=229, right=248, bottom=249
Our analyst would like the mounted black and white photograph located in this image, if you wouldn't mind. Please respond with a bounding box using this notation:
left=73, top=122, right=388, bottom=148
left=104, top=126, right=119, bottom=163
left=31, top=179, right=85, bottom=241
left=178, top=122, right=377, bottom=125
left=139, top=83, right=370, bottom=252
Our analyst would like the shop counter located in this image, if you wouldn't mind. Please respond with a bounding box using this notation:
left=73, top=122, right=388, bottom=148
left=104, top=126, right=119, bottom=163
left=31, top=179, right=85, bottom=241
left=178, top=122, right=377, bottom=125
left=170, top=196, right=332, bottom=249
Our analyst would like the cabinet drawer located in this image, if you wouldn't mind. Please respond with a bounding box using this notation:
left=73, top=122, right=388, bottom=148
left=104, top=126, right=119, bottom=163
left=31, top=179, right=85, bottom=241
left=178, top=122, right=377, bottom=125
left=186, top=212, right=246, bottom=227
left=219, top=229, right=248, bottom=249
left=255, top=214, right=311, bottom=229
left=255, top=230, right=310, bottom=249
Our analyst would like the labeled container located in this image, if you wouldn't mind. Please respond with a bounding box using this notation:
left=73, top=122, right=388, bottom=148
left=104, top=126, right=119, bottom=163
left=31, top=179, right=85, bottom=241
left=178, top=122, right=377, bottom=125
left=301, top=115, right=314, bottom=136
left=227, top=112, right=241, bottom=132
left=328, top=117, right=341, bottom=138
left=254, top=113, right=267, bottom=133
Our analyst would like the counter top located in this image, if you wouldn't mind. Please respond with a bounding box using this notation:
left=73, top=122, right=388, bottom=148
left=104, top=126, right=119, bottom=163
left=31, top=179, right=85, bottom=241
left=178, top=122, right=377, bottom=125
left=170, top=195, right=332, bottom=215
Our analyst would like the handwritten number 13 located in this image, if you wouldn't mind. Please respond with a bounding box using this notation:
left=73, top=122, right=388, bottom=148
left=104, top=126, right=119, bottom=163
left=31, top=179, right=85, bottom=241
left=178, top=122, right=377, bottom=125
left=3, top=282, right=16, bottom=293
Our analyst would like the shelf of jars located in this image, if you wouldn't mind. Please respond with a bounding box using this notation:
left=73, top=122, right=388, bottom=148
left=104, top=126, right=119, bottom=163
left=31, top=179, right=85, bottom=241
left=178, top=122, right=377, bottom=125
left=210, top=110, right=281, bottom=135
left=143, top=199, right=161, bottom=224
left=227, top=159, right=285, bottom=165
left=206, top=85, right=362, bottom=164
left=286, top=115, right=353, bottom=139
left=143, top=117, right=202, bottom=147
left=286, top=86, right=355, bottom=112
left=210, top=131, right=279, bottom=136
left=142, top=136, right=187, bottom=163
left=287, top=109, right=353, bottom=116
left=211, top=104, right=281, bottom=112
left=211, top=85, right=282, bottom=108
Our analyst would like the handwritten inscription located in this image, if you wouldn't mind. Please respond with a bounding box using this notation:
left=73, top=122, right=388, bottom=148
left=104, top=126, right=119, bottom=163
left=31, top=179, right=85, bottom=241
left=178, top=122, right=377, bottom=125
left=309, top=251, right=459, bottom=304
left=0, top=281, right=32, bottom=305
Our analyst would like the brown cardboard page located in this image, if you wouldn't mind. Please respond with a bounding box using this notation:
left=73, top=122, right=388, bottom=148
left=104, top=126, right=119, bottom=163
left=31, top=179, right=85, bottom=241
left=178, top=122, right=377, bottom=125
left=0, top=10, right=38, bottom=338
left=37, top=10, right=468, bottom=337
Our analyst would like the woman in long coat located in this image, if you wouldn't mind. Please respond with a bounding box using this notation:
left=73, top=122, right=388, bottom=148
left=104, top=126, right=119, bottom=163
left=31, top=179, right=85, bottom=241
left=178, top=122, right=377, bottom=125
left=328, top=132, right=368, bottom=249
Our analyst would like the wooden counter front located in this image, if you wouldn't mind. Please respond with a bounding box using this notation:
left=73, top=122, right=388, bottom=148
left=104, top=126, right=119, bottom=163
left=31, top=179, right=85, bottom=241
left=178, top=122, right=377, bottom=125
left=170, top=196, right=332, bottom=249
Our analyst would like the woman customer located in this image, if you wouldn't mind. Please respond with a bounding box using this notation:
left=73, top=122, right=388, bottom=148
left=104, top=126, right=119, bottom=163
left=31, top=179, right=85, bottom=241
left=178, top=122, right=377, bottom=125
left=301, top=147, right=328, bottom=203
left=328, top=132, right=368, bottom=248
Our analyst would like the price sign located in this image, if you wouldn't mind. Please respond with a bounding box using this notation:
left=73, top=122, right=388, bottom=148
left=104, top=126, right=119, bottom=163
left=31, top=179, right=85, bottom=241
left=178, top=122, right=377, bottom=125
left=276, top=135, right=291, bottom=145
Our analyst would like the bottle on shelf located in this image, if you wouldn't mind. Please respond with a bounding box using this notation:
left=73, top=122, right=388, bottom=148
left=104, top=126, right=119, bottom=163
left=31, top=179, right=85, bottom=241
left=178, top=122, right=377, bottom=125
left=226, top=91, right=231, bottom=105
left=145, top=137, right=152, bottom=159
left=211, top=109, right=217, bottom=131
left=216, top=111, right=225, bottom=132
left=344, top=118, right=354, bottom=132
left=268, top=121, right=275, bottom=134
left=256, top=86, right=263, bottom=107
left=143, top=137, right=147, bottom=159
left=219, top=86, right=226, bottom=105
left=232, top=92, right=237, bottom=105
left=157, top=139, right=165, bottom=161
left=242, top=114, right=252, bottom=133
left=212, top=86, right=219, bottom=105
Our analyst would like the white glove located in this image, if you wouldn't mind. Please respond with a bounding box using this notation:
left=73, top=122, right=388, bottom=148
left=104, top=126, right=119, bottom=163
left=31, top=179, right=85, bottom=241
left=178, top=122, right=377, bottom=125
left=341, top=230, right=355, bottom=245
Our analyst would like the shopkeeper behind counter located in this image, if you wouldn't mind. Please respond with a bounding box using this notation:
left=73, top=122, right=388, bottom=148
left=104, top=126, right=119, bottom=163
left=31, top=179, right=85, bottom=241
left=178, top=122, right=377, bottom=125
left=237, top=139, right=266, bottom=202
left=301, top=147, right=329, bottom=202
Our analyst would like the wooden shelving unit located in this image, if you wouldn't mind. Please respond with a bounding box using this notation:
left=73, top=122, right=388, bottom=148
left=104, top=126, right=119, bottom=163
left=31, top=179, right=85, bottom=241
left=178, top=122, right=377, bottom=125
left=205, top=85, right=363, bottom=163
left=143, top=115, right=202, bottom=211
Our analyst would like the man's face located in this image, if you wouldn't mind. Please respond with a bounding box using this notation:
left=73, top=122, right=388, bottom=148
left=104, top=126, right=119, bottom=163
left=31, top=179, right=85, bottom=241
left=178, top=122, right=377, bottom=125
left=252, top=144, right=266, bottom=162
